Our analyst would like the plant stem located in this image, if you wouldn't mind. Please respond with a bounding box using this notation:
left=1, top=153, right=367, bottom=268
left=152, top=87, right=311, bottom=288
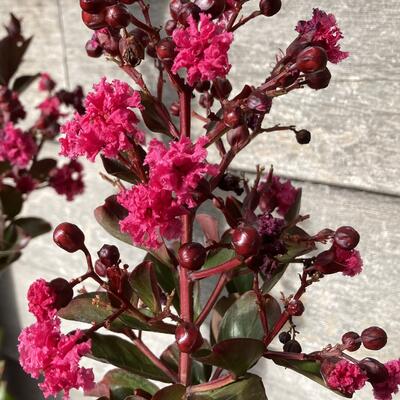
left=188, top=374, right=235, bottom=394
left=190, top=257, right=243, bottom=281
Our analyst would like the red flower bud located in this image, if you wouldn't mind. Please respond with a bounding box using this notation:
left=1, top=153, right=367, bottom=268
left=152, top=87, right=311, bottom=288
left=97, top=244, right=120, bottom=267
left=96, top=29, right=120, bottom=56
left=211, top=78, right=232, bottom=100
left=227, top=124, right=250, bottom=150
left=314, top=249, right=342, bottom=274
left=194, top=0, right=226, bottom=19
left=178, top=242, right=207, bottom=270
left=85, top=39, right=103, bottom=58
left=156, top=37, right=176, bottom=61
left=359, top=358, right=389, bottom=384
left=287, top=299, right=305, bottom=316
left=295, top=129, right=311, bottom=145
left=105, top=4, right=130, bottom=29
left=170, top=0, right=189, bottom=20
left=81, top=10, right=107, bottom=30
left=49, top=278, right=74, bottom=309
left=195, top=80, right=211, bottom=93
left=165, top=19, right=177, bottom=36
left=53, top=223, right=85, bottom=253
left=361, top=327, right=387, bottom=350
left=223, top=105, right=242, bottom=128
left=80, top=0, right=106, bottom=14
left=305, top=68, right=331, bottom=90
left=175, top=323, right=203, bottom=353
left=178, top=2, right=201, bottom=25
left=341, top=331, right=361, bottom=352
left=231, top=226, right=261, bottom=257
left=283, top=339, right=302, bottom=353
left=296, top=46, right=328, bottom=73
left=246, top=91, right=272, bottom=113
left=259, top=0, right=281, bottom=17
left=334, top=226, right=360, bottom=251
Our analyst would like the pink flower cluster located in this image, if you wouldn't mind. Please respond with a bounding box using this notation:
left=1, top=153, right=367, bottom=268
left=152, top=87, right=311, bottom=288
left=0, top=122, right=37, bottom=168
left=172, top=14, right=233, bottom=86
left=19, top=279, right=94, bottom=399
left=326, top=360, right=367, bottom=395
left=258, top=175, right=300, bottom=216
left=60, top=78, right=144, bottom=161
left=118, top=136, right=217, bottom=248
left=296, top=8, right=349, bottom=64
left=49, top=159, right=85, bottom=201
left=373, top=360, right=400, bottom=400
left=38, top=72, right=56, bottom=92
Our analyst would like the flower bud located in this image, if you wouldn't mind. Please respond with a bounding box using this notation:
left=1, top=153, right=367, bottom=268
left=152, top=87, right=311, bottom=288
left=283, top=339, right=302, bottom=353
left=96, top=28, right=120, bottom=56
left=178, top=3, right=201, bottom=25
left=246, top=91, right=272, bottom=113
left=211, top=78, right=232, bottom=100
left=359, top=358, right=389, bottom=384
left=295, top=129, right=311, bottom=145
left=178, top=242, right=207, bottom=270
left=105, top=4, right=130, bottom=29
left=199, top=92, right=214, bottom=109
left=81, top=10, right=107, bottom=30
left=53, top=222, right=85, bottom=253
left=97, top=244, right=120, bottom=267
left=334, top=226, right=360, bottom=251
left=195, top=0, right=226, bottom=19
left=295, top=46, right=328, bottom=73
left=223, top=105, right=242, bottom=128
left=231, top=226, right=261, bottom=258
left=279, top=331, right=291, bottom=344
left=170, top=0, right=189, bottom=20
left=227, top=124, right=249, bottom=150
left=80, top=0, right=106, bottom=14
left=156, top=37, right=176, bottom=61
left=175, top=322, right=203, bottom=353
left=341, top=331, right=361, bottom=352
left=131, top=28, right=150, bottom=48
left=165, top=19, right=177, bottom=36
left=259, top=0, right=281, bottom=17
left=305, top=68, right=331, bottom=90
left=361, top=327, right=387, bottom=350
left=195, top=80, right=211, bottom=93
left=85, top=39, right=103, bottom=57
left=49, top=278, right=74, bottom=309
left=287, top=299, right=305, bottom=316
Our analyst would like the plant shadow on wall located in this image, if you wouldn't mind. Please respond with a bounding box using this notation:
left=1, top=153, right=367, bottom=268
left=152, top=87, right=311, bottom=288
left=16, top=1, right=400, bottom=400
left=0, top=13, right=87, bottom=399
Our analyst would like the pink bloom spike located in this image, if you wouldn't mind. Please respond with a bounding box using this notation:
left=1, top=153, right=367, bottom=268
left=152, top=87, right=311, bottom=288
left=326, top=360, right=367, bottom=395
left=373, top=360, right=400, bottom=400
left=172, top=14, right=233, bottom=86
left=296, top=8, right=349, bottom=64
left=60, top=78, right=144, bottom=161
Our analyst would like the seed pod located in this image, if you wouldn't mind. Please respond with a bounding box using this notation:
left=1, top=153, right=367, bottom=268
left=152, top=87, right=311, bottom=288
left=85, top=39, right=103, bottom=57
left=81, top=10, right=107, bottom=30
left=296, top=46, right=328, bottom=73
left=53, top=223, right=85, bottom=253
left=295, top=129, right=311, bottom=144
left=156, top=37, right=176, bottom=61
left=286, top=299, right=305, bottom=316
left=223, top=105, right=242, bottom=128
left=175, top=323, right=203, bottom=353
left=259, top=0, right=281, bottom=17
left=227, top=124, right=250, bottom=150
left=247, top=91, right=272, bottom=114
left=334, top=226, right=360, bottom=250
left=119, top=35, right=144, bottom=66
left=105, top=4, right=130, bottom=29
left=178, top=242, right=207, bottom=270
left=231, top=226, right=261, bottom=257
left=80, top=0, right=106, bottom=14
left=361, top=327, right=387, bottom=350
left=279, top=331, right=291, bottom=344
left=283, top=339, right=302, bottom=353
left=97, top=244, right=120, bottom=267
left=341, top=331, right=361, bottom=352
left=314, top=249, right=342, bottom=275
left=211, top=78, right=232, bottom=100
left=194, top=0, right=226, bottom=19
left=96, top=28, right=120, bottom=56
left=49, top=278, right=74, bottom=309
left=359, top=358, right=389, bottom=384
left=305, top=67, right=331, bottom=90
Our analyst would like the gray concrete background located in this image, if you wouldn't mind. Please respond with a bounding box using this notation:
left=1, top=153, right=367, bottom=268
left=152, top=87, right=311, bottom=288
left=0, top=1, right=399, bottom=399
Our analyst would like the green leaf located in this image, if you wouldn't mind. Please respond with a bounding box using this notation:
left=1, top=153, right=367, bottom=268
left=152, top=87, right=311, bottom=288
left=0, top=36, right=32, bottom=85
left=210, top=295, right=239, bottom=345
left=14, top=217, right=51, bottom=238
left=284, top=188, right=302, bottom=223
left=58, top=292, right=175, bottom=334
left=191, top=374, right=267, bottom=400
left=152, top=384, right=185, bottom=400
left=101, top=156, right=139, bottom=184
left=273, top=359, right=351, bottom=398
left=160, top=343, right=212, bottom=385
left=88, top=332, right=173, bottom=383
left=139, top=92, right=170, bottom=135
left=0, top=162, right=10, bottom=175
left=193, top=339, right=264, bottom=377
left=12, top=73, right=40, bottom=93
left=218, top=291, right=281, bottom=342
left=130, top=261, right=161, bottom=314
left=225, top=272, right=253, bottom=295
left=85, top=368, right=158, bottom=398
left=0, top=185, right=23, bottom=218
left=30, top=158, right=57, bottom=181
left=203, top=248, right=237, bottom=270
